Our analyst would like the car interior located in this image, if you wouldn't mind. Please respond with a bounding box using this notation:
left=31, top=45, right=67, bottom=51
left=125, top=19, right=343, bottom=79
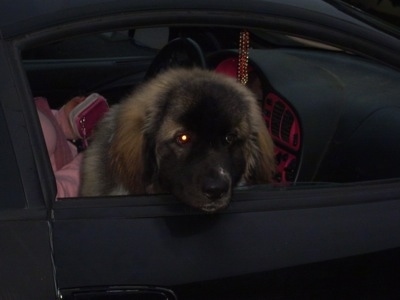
left=22, top=26, right=400, bottom=188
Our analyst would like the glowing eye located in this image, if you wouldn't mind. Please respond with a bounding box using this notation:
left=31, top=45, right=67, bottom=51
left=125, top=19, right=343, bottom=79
left=176, top=133, right=191, bottom=145
left=225, top=133, right=237, bottom=144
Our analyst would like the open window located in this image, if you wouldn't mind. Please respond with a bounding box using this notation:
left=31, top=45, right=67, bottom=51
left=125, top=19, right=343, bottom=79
left=22, top=24, right=400, bottom=198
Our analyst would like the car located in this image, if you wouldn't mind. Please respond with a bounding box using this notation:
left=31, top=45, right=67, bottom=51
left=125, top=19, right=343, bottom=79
left=1, top=0, right=400, bottom=298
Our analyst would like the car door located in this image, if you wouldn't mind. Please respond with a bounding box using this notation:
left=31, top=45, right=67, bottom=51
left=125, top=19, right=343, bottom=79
left=51, top=182, right=400, bottom=298
left=8, top=4, right=400, bottom=298
left=0, top=40, right=56, bottom=299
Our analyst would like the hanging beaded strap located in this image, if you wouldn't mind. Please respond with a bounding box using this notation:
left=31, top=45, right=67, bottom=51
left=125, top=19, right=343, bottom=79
left=237, top=29, right=250, bottom=85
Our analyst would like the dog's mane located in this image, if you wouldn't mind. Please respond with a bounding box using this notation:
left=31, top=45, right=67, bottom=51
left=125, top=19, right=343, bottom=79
left=81, top=68, right=275, bottom=197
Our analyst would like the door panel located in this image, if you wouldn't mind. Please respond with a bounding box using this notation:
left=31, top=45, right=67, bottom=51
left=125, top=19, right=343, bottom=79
left=0, top=221, right=55, bottom=299
left=53, top=190, right=400, bottom=289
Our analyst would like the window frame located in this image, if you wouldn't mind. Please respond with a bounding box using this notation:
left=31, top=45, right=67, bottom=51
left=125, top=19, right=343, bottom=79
left=12, top=8, right=400, bottom=210
left=0, top=39, right=53, bottom=218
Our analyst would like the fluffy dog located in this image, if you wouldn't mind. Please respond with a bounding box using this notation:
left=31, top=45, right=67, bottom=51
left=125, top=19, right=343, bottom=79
left=80, top=68, right=275, bottom=212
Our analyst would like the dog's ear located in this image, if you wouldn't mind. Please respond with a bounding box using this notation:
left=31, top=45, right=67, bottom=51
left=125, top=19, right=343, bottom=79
left=244, top=124, right=276, bottom=184
left=109, top=107, right=151, bottom=194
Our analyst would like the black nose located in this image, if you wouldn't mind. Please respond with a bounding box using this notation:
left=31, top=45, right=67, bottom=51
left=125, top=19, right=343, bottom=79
left=202, top=177, right=229, bottom=200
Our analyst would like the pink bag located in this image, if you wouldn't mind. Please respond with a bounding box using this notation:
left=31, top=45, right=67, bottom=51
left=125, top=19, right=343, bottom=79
left=69, top=93, right=109, bottom=148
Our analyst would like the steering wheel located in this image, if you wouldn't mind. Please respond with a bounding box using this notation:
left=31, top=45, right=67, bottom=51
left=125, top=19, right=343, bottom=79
left=145, top=37, right=207, bottom=80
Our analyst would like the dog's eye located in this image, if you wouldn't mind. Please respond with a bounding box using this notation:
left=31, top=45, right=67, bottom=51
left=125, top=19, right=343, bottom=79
left=225, top=133, right=237, bottom=145
left=176, top=133, right=191, bottom=146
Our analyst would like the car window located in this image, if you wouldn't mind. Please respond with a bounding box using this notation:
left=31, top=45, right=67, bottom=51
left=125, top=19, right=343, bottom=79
left=20, top=25, right=400, bottom=204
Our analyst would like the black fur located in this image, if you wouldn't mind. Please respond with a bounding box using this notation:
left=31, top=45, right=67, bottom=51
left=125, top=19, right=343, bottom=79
left=80, top=68, right=275, bottom=212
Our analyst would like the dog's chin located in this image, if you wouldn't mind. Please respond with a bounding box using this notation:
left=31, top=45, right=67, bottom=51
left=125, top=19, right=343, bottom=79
left=200, top=200, right=230, bottom=213
left=178, top=194, right=231, bottom=213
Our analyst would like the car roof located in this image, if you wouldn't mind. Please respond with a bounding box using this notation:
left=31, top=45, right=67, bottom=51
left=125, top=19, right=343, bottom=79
left=0, top=0, right=375, bottom=39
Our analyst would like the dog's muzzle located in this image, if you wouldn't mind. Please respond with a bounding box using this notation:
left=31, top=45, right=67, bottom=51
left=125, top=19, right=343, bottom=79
left=199, top=172, right=231, bottom=213
left=202, top=176, right=229, bottom=200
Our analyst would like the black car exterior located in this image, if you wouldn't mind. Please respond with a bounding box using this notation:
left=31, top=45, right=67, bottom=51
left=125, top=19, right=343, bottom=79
left=1, top=0, right=400, bottom=299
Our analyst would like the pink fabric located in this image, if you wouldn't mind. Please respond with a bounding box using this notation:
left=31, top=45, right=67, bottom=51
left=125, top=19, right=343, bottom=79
left=35, top=97, right=81, bottom=198
left=53, top=153, right=83, bottom=198
left=55, top=105, right=77, bottom=140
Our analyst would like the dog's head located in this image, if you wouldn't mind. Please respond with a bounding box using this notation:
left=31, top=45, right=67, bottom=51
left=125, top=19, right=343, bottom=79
left=110, top=68, right=275, bottom=212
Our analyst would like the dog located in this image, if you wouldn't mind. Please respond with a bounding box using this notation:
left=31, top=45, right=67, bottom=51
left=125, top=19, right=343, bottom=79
left=80, top=68, right=275, bottom=212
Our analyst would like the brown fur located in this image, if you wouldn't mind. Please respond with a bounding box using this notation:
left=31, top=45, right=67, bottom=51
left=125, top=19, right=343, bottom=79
left=80, top=68, right=275, bottom=212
